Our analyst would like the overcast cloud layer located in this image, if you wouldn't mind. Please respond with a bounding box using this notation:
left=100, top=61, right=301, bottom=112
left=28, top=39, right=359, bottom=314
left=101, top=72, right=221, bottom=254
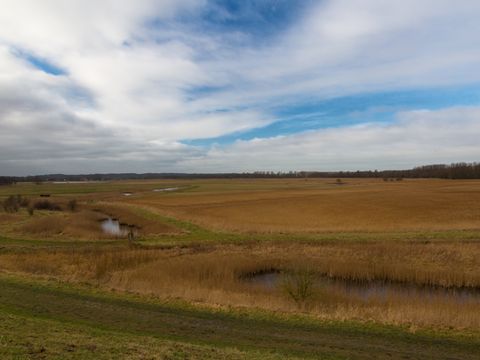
left=1, top=0, right=480, bottom=175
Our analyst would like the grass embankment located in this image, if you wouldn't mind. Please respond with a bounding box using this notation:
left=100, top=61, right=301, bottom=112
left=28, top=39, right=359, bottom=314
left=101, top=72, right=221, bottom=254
left=0, top=275, right=479, bottom=360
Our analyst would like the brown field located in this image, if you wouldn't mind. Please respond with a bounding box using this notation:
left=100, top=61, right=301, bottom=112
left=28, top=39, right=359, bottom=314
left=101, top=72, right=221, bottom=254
left=1, top=178, right=480, bottom=333
left=127, top=178, right=480, bottom=233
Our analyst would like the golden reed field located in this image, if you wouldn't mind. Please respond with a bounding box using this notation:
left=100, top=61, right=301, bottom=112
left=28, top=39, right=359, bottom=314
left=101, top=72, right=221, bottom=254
left=128, top=178, right=480, bottom=233
left=3, top=241, right=480, bottom=329
left=1, top=178, right=480, bottom=331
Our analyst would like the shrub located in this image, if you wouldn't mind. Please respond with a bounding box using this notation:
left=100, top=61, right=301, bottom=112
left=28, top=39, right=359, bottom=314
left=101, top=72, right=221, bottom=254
left=33, top=200, right=62, bottom=211
left=27, top=207, right=34, bottom=216
left=2, top=195, right=30, bottom=213
left=3, top=195, right=20, bottom=213
left=67, top=199, right=77, bottom=212
left=18, top=196, right=29, bottom=207
left=281, top=269, right=317, bottom=309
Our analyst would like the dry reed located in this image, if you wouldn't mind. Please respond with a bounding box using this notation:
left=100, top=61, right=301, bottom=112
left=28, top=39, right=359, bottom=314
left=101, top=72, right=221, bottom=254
left=2, top=242, right=480, bottom=330
left=132, top=179, right=480, bottom=232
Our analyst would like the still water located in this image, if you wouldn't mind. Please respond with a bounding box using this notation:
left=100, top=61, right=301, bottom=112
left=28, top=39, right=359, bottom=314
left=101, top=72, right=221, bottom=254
left=101, top=218, right=136, bottom=237
left=153, top=187, right=179, bottom=192
left=245, top=271, right=480, bottom=304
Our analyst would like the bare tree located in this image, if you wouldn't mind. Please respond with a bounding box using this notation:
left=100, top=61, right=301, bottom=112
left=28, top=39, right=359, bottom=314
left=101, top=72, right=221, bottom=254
left=281, top=269, right=317, bottom=310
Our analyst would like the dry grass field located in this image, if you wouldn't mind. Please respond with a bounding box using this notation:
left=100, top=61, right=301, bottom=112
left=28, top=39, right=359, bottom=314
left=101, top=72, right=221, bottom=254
left=1, top=178, right=480, bottom=358
left=0, top=199, right=180, bottom=241
left=128, top=178, right=480, bottom=233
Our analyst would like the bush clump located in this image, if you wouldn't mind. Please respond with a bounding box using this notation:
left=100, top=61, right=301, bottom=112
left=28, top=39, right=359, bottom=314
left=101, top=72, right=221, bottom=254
left=2, top=195, right=29, bottom=213
left=67, top=199, right=77, bottom=212
left=33, top=200, right=62, bottom=211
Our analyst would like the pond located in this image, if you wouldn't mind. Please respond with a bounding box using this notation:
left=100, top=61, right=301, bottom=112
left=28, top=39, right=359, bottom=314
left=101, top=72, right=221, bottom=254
left=153, top=187, right=179, bottom=192
left=101, top=218, right=137, bottom=237
left=244, top=271, right=480, bottom=304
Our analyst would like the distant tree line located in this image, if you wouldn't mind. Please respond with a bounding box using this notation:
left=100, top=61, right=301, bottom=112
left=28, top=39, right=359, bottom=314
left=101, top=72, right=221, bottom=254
left=0, top=177, right=16, bottom=186
left=294, top=162, right=480, bottom=180
left=1, top=162, right=480, bottom=183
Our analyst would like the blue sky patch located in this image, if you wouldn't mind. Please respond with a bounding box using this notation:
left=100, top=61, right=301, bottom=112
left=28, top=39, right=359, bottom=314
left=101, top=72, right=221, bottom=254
left=184, top=84, right=480, bottom=146
left=201, top=0, right=312, bottom=38
left=13, top=48, right=66, bottom=76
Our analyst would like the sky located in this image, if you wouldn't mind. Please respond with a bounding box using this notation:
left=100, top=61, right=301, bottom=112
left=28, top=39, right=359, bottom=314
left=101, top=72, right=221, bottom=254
left=1, top=0, right=480, bottom=175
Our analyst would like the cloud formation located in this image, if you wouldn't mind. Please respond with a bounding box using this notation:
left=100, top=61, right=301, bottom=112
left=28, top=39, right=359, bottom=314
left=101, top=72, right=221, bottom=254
left=0, top=0, right=479, bottom=175
left=179, top=107, right=480, bottom=172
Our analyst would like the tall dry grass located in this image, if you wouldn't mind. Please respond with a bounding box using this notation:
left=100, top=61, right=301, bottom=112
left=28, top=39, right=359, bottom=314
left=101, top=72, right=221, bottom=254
left=0, top=246, right=172, bottom=280
left=13, top=210, right=107, bottom=240
left=133, top=179, right=480, bottom=233
left=0, top=201, right=180, bottom=240
left=2, top=242, right=480, bottom=329
left=104, top=246, right=480, bottom=329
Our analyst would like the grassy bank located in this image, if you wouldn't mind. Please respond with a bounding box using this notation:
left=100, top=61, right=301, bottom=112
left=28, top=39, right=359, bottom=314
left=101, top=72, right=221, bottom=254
left=0, top=274, right=479, bottom=359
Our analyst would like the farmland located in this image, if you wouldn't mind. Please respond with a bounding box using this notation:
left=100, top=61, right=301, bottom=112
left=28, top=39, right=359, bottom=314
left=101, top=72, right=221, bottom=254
left=1, top=178, right=480, bottom=359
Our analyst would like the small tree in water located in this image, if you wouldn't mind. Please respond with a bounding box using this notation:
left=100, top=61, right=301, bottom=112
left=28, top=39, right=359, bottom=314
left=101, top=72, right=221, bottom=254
left=281, top=268, right=317, bottom=310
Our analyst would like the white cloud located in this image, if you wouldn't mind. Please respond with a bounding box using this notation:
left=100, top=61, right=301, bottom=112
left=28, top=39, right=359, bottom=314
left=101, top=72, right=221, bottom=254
left=199, top=0, right=480, bottom=109
left=0, top=1, right=479, bottom=174
left=178, top=107, right=480, bottom=172
left=0, top=0, right=201, bottom=52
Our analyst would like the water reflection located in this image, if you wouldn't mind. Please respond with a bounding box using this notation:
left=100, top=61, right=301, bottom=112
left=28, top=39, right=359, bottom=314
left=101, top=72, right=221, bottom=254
left=101, top=218, right=137, bottom=237
left=245, top=272, right=480, bottom=304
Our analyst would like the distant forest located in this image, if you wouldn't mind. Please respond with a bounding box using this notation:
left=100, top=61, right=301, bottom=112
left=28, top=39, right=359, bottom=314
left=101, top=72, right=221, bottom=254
left=1, top=162, right=480, bottom=185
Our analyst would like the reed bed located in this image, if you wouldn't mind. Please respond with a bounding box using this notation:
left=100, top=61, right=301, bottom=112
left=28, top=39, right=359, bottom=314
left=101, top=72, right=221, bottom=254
left=133, top=179, right=480, bottom=233
left=0, top=201, right=180, bottom=240
left=105, top=247, right=480, bottom=329
left=1, top=241, right=480, bottom=329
